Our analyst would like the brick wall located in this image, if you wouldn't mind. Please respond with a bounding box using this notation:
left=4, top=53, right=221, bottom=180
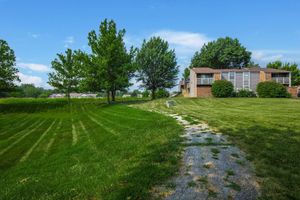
left=288, top=87, right=299, bottom=97
left=197, top=86, right=212, bottom=97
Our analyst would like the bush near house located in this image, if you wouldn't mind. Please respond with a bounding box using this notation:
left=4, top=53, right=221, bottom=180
left=257, top=81, right=290, bottom=98
left=211, top=80, right=233, bottom=97
left=236, top=89, right=257, bottom=97
left=155, top=89, right=170, bottom=98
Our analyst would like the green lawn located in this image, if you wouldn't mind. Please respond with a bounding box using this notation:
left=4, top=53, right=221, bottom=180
left=0, top=98, right=182, bottom=200
left=133, top=97, right=300, bottom=200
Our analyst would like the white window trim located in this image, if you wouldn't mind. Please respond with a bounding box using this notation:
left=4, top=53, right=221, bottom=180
left=227, top=72, right=236, bottom=89
left=234, top=72, right=236, bottom=90
left=243, top=71, right=251, bottom=90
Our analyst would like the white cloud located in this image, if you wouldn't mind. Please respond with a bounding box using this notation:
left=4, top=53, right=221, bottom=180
left=153, top=30, right=211, bottom=49
left=18, top=62, right=50, bottom=72
left=251, top=49, right=300, bottom=65
left=64, top=36, right=75, bottom=48
left=152, top=30, right=211, bottom=55
left=17, top=72, right=43, bottom=87
left=28, top=32, right=40, bottom=38
left=251, top=51, right=283, bottom=62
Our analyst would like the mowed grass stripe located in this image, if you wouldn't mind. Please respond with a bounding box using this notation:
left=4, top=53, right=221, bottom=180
left=71, top=119, right=78, bottom=146
left=84, top=107, right=130, bottom=131
left=84, top=110, right=119, bottom=136
left=79, top=120, right=98, bottom=153
left=0, top=119, right=46, bottom=155
left=20, top=120, right=56, bottom=162
left=0, top=120, right=41, bottom=151
left=0, top=117, right=40, bottom=141
left=82, top=104, right=139, bottom=131
left=99, top=107, right=152, bottom=122
left=44, top=120, right=62, bottom=155
left=0, top=114, right=33, bottom=135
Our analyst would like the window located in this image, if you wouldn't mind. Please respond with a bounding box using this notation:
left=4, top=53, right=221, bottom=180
left=198, top=74, right=213, bottom=78
left=229, top=72, right=235, bottom=86
left=197, top=74, right=214, bottom=85
left=221, top=72, right=228, bottom=80
left=243, top=72, right=250, bottom=90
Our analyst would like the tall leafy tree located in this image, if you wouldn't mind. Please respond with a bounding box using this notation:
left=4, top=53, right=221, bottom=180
left=183, top=67, right=190, bottom=80
left=190, top=37, right=251, bottom=69
left=267, top=60, right=300, bottom=86
left=0, top=39, right=19, bottom=92
left=48, top=49, right=82, bottom=102
left=85, top=19, right=136, bottom=103
left=247, top=60, right=260, bottom=67
left=136, top=37, right=179, bottom=100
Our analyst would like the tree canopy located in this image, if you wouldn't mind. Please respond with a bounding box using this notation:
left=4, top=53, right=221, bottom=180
left=48, top=49, right=82, bottom=101
left=267, top=60, right=300, bottom=86
left=190, top=37, right=251, bottom=69
left=183, top=67, right=190, bottom=80
left=85, top=19, right=136, bottom=102
left=136, top=37, right=178, bottom=99
left=0, top=39, right=19, bottom=92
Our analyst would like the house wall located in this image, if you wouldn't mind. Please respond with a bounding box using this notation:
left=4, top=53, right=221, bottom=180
left=250, top=72, right=260, bottom=91
left=259, top=71, right=266, bottom=82
left=221, top=72, right=228, bottom=80
left=189, top=70, right=197, bottom=97
left=214, top=73, right=221, bottom=80
left=221, top=71, right=259, bottom=91
left=197, top=86, right=212, bottom=97
left=236, top=72, right=243, bottom=90
left=182, top=88, right=190, bottom=97
left=265, top=72, right=272, bottom=81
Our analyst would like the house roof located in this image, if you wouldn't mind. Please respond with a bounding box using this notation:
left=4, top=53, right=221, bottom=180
left=191, top=67, right=290, bottom=73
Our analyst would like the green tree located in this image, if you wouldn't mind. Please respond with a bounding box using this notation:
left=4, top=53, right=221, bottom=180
left=247, top=60, right=260, bottom=67
left=183, top=67, right=190, bottom=80
left=19, top=84, right=43, bottom=98
left=142, top=90, right=150, bottom=98
left=48, top=49, right=82, bottom=102
left=267, top=61, right=300, bottom=86
left=190, top=37, right=251, bottom=69
left=131, top=89, right=141, bottom=97
left=136, top=37, right=178, bottom=100
left=85, top=19, right=136, bottom=103
left=0, top=39, right=20, bottom=93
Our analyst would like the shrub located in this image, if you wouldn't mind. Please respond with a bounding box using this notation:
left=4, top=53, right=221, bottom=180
left=256, top=81, right=290, bottom=98
left=211, top=80, right=234, bottom=97
left=236, top=89, right=257, bottom=97
left=155, top=89, right=170, bottom=98
left=142, top=90, right=150, bottom=98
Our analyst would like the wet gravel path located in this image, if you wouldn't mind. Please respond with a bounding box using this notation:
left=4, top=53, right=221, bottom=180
left=153, top=113, right=260, bottom=200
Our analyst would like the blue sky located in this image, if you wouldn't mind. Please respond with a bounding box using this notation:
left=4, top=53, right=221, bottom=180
left=1, top=0, right=300, bottom=89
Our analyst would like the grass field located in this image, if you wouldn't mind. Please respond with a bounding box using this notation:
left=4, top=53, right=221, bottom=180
left=0, top=98, right=182, bottom=200
left=134, top=97, right=300, bottom=200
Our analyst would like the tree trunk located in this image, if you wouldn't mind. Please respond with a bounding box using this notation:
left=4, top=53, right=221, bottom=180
left=151, top=88, right=156, bottom=100
left=106, top=90, right=110, bottom=104
left=112, top=90, right=116, bottom=102
left=66, top=88, right=70, bottom=104
left=111, top=84, right=116, bottom=102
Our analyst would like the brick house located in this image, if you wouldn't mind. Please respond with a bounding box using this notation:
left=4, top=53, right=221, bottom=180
left=180, top=67, right=297, bottom=97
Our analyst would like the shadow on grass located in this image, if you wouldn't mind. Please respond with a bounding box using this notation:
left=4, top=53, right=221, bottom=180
left=219, top=124, right=300, bottom=200
left=102, top=130, right=182, bottom=200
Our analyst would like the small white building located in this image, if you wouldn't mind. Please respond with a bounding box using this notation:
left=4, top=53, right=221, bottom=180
left=70, top=93, right=98, bottom=98
left=122, top=94, right=131, bottom=98
left=49, top=93, right=97, bottom=98
left=49, top=93, right=65, bottom=98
